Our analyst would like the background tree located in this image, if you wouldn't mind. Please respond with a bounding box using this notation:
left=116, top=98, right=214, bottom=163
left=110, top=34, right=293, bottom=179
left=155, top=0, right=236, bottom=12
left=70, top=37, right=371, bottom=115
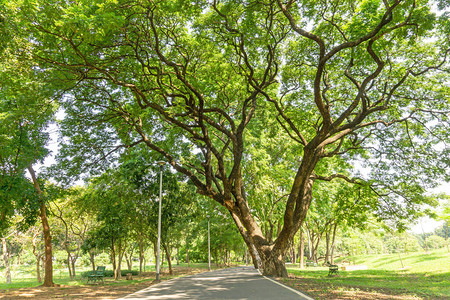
left=0, top=19, right=58, bottom=285
left=438, top=195, right=450, bottom=243
left=49, top=187, right=93, bottom=279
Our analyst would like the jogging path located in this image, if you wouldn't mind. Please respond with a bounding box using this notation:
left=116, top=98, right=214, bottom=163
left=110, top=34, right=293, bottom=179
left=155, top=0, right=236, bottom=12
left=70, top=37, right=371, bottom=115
left=118, top=266, right=313, bottom=299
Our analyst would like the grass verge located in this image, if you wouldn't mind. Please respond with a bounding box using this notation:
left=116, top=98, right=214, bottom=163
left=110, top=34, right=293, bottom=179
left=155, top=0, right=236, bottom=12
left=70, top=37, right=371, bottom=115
left=280, top=248, right=450, bottom=299
left=0, top=264, right=215, bottom=299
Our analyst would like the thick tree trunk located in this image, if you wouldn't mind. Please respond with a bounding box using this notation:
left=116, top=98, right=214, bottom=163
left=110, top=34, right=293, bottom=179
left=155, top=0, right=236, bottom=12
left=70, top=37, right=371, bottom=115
left=214, top=149, right=318, bottom=277
left=260, top=249, right=288, bottom=277
left=39, top=203, right=54, bottom=286
left=2, top=238, right=11, bottom=284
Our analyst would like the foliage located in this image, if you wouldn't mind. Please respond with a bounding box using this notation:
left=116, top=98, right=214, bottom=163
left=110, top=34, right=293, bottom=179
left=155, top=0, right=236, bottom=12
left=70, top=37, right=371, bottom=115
left=3, top=0, right=449, bottom=276
left=424, top=234, right=446, bottom=249
left=80, top=269, right=139, bottom=278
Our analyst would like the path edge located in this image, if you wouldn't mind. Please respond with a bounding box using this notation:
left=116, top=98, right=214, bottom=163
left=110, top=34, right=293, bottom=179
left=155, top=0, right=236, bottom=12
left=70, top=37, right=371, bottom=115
left=258, top=270, right=315, bottom=300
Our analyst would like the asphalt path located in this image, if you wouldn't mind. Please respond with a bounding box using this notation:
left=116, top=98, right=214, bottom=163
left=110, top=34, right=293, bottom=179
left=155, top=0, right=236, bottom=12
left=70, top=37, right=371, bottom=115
left=118, top=266, right=313, bottom=300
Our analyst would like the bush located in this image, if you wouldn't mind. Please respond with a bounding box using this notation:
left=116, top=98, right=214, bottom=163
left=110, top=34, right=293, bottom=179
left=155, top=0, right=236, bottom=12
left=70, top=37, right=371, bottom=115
left=425, top=235, right=446, bottom=249
left=95, top=253, right=111, bottom=266
left=81, top=269, right=139, bottom=278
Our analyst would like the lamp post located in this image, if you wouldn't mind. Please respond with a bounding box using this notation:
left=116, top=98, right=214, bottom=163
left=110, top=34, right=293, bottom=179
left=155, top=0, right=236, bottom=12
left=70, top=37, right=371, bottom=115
left=156, top=161, right=165, bottom=281
left=207, top=215, right=211, bottom=271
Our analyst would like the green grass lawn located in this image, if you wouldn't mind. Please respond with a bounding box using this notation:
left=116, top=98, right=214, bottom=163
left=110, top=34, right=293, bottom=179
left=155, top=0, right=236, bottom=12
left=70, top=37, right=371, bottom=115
left=287, top=248, right=450, bottom=298
left=0, top=262, right=214, bottom=290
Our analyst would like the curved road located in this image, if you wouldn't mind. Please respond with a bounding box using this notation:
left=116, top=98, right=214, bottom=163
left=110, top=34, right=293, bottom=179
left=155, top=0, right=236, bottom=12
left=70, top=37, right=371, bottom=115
left=118, top=266, right=313, bottom=300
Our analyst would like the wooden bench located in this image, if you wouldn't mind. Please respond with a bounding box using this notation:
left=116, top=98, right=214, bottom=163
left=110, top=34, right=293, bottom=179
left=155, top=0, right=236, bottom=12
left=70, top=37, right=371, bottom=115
left=328, top=264, right=339, bottom=276
left=87, top=266, right=106, bottom=284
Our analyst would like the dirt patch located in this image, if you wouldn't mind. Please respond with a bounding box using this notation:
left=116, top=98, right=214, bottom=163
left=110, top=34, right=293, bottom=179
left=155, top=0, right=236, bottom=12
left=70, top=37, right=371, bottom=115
left=276, top=275, right=423, bottom=300
left=0, top=267, right=207, bottom=300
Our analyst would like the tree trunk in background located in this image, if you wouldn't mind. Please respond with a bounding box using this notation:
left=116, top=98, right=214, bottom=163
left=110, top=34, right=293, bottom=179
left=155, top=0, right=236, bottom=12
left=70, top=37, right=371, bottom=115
left=111, top=238, right=117, bottom=280
left=67, top=253, right=73, bottom=279
left=89, top=251, right=96, bottom=271
left=311, top=232, right=321, bottom=263
left=117, top=240, right=125, bottom=279
left=292, top=242, right=297, bottom=264
left=330, top=223, right=338, bottom=264
left=152, top=240, right=157, bottom=270
left=70, top=257, right=76, bottom=279
left=445, top=222, right=448, bottom=240
left=163, top=244, right=173, bottom=275
left=35, top=255, right=43, bottom=283
left=126, top=254, right=132, bottom=271
left=139, top=240, right=144, bottom=275
left=325, top=226, right=331, bottom=264
left=186, top=249, right=189, bottom=266
left=2, top=238, right=11, bottom=283
left=306, top=223, right=312, bottom=260
left=32, top=231, right=43, bottom=283
left=176, top=248, right=179, bottom=265
left=125, top=245, right=134, bottom=271
left=299, top=229, right=305, bottom=269
left=28, top=165, right=55, bottom=287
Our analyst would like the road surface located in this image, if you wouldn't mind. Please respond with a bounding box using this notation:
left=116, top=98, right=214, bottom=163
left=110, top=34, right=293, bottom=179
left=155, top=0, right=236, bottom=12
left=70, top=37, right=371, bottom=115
left=118, top=266, right=313, bottom=299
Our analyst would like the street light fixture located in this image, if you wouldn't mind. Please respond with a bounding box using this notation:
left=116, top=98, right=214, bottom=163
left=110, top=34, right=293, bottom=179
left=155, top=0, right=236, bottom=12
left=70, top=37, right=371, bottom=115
left=155, top=161, right=165, bottom=282
left=207, top=214, right=211, bottom=271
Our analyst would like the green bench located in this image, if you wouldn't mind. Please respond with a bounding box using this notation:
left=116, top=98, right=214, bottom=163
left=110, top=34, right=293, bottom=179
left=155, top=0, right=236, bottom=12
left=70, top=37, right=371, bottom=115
left=328, top=264, right=339, bottom=276
left=87, top=266, right=106, bottom=284
left=305, top=261, right=318, bottom=267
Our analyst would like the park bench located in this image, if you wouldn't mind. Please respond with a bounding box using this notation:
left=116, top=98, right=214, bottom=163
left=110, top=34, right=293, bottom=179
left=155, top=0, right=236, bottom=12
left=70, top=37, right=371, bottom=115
left=328, top=264, right=339, bottom=276
left=305, top=261, right=318, bottom=267
left=87, top=266, right=106, bottom=284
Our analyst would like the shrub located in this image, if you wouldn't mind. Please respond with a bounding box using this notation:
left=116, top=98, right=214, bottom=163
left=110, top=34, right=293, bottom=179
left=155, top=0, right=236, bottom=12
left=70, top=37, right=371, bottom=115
left=81, top=269, right=139, bottom=278
left=425, top=235, right=446, bottom=249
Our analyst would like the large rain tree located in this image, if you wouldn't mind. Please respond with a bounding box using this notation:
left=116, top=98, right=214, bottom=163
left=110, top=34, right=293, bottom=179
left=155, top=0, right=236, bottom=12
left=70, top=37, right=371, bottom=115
left=10, top=0, right=450, bottom=276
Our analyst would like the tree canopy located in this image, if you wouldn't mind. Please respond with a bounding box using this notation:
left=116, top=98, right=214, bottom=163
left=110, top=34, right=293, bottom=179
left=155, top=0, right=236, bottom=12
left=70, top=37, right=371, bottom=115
left=2, top=0, right=449, bottom=276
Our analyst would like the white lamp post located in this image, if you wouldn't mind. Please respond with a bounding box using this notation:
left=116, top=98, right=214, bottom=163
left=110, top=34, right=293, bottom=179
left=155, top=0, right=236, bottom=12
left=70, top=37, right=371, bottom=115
left=207, top=215, right=211, bottom=271
left=156, top=161, right=165, bottom=281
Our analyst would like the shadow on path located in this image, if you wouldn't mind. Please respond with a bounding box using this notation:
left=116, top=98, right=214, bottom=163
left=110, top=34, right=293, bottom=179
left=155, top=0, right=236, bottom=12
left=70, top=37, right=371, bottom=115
left=118, top=266, right=312, bottom=299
